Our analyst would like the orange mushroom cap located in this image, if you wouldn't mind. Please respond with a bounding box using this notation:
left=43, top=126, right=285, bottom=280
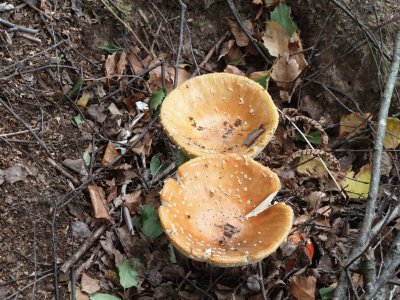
left=160, top=73, right=279, bottom=158
left=159, top=154, right=293, bottom=267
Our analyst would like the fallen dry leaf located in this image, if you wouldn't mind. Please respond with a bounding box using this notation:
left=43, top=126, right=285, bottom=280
left=102, top=141, right=119, bottom=166
left=339, top=112, right=371, bottom=138
left=2, top=165, right=29, bottom=184
left=88, top=185, right=111, bottom=220
left=383, top=117, right=400, bottom=149
left=341, top=164, right=371, bottom=199
left=62, top=158, right=88, bottom=176
left=71, top=221, right=91, bottom=239
left=262, top=21, right=290, bottom=57
left=148, top=61, right=191, bottom=92
left=380, top=151, right=392, bottom=176
left=218, top=39, right=236, bottom=60
left=115, top=52, right=127, bottom=79
left=124, top=190, right=141, bottom=213
left=76, top=92, right=91, bottom=108
left=105, top=53, right=117, bottom=79
left=87, top=104, right=107, bottom=123
left=296, top=155, right=328, bottom=179
left=227, top=18, right=252, bottom=47
left=81, top=273, right=100, bottom=294
left=223, top=64, right=244, bottom=75
left=299, top=95, right=324, bottom=121
left=131, top=132, right=152, bottom=156
left=289, top=275, right=316, bottom=300
left=304, top=191, right=326, bottom=211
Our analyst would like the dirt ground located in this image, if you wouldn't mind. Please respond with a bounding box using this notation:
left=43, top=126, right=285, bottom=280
left=0, top=0, right=399, bottom=299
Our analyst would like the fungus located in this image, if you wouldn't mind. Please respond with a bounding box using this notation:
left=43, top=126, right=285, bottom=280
left=159, top=154, right=293, bottom=267
left=160, top=73, right=279, bottom=158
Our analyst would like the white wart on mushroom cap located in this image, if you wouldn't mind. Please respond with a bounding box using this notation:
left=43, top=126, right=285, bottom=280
left=160, top=73, right=279, bottom=158
left=158, top=154, right=293, bottom=267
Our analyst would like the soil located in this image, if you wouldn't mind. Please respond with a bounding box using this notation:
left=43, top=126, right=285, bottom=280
left=0, top=0, right=399, bottom=299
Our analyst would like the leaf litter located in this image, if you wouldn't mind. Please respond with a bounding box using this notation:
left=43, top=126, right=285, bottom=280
left=2, top=1, right=399, bottom=299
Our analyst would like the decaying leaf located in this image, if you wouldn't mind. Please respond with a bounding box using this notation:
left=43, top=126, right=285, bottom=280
left=88, top=185, right=111, bottom=220
left=289, top=275, right=316, bottom=300
left=105, top=52, right=127, bottom=81
left=102, top=141, right=119, bottom=166
left=62, top=158, right=88, bottom=176
left=131, top=132, right=152, bottom=156
left=115, top=52, right=127, bottom=79
left=304, top=191, right=326, bottom=211
left=77, top=92, right=91, bottom=108
left=263, top=21, right=290, bottom=57
left=218, top=39, right=236, bottom=60
left=81, top=273, right=100, bottom=294
left=2, top=165, right=29, bottom=184
left=226, top=18, right=252, bottom=47
left=342, top=164, right=371, bottom=199
left=296, top=155, right=328, bottom=179
left=271, top=3, right=298, bottom=36
left=339, top=113, right=371, bottom=138
left=383, top=117, right=400, bottom=149
left=124, top=190, right=141, bottom=213
left=148, top=61, right=191, bottom=92
left=117, top=258, right=143, bottom=288
left=223, top=64, right=244, bottom=75
left=87, top=104, right=107, bottom=123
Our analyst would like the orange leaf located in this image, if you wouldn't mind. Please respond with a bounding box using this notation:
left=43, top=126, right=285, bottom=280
left=88, top=185, right=111, bottom=220
left=289, top=275, right=316, bottom=300
left=102, top=141, right=119, bottom=166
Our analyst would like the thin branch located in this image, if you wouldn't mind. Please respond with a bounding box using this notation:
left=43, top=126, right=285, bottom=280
left=334, top=29, right=400, bottom=299
left=174, top=0, right=187, bottom=89
left=0, top=17, right=39, bottom=34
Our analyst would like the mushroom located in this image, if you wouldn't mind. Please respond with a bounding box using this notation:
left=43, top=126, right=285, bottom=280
left=158, top=154, right=293, bottom=267
left=160, top=73, right=279, bottom=158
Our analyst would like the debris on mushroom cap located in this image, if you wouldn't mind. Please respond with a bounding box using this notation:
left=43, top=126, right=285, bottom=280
left=158, top=154, right=293, bottom=267
left=160, top=73, right=279, bottom=158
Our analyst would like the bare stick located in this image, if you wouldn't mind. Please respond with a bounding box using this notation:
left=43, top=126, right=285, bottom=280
left=174, top=0, right=187, bottom=89
left=0, top=17, right=39, bottom=34
left=368, top=231, right=400, bottom=298
left=333, top=30, right=400, bottom=299
left=258, top=262, right=267, bottom=300
left=227, top=0, right=271, bottom=64
left=150, top=162, right=176, bottom=185
left=60, top=225, right=108, bottom=273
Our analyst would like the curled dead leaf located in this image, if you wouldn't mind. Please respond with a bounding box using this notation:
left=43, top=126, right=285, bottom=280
left=88, top=185, right=111, bottom=220
left=81, top=273, right=100, bottom=294
left=289, top=275, right=316, bottom=300
left=226, top=18, right=252, bottom=47
left=102, top=141, right=119, bottom=166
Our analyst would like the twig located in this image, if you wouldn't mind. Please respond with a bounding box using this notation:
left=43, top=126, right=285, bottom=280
left=227, top=0, right=271, bottom=64
left=99, top=0, right=151, bottom=55
left=174, top=0, right=187, bottom=89
left=46, top=158, right=80, bottom=185
left=120, top=182, right=135, bottom=235
left=333, top=30, right=400, bottom=299
left=0, top=129, right=38, bottom=137
left=18, top=32, right=41, bottom=43
left=0, top=97, right=51, bottom=155
left=60, top=225, right=108, bottom=273
left=0, top=17, right=39, bottom=34
left=4, top=273, right=53, bottom=300
left=367, top=231, right=400, bottom=299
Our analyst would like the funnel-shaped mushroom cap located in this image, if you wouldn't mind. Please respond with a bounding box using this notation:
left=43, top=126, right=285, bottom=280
left=160, top=73, right=279, bottom=158
left=159, top=154, right=293, bottom=267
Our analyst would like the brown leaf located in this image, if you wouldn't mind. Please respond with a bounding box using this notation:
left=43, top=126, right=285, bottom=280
left=62, top=158, right=88, bottom=176
left=81, top=273, right=100, bottom=294
left=115, top=52, right=127, bottom=79
left=88, top=185, right=111, bottom=220
left=102, top=141, right=119, bottom=166
left=218, top=39, right=236, bottom=60
left=223, top=64, right=244, bottom=75
left=262, top=21, right=290, bottom=57
left=105, top=53, right=117, bottom=79
left=131, top=132, right=152, bottom=156
left=339, top=113, right=371, bottom=138
left=124, top=190, right=141, bottom=213
left=227, top=18, right=252, bottom=47
left=127, top=50, right=144, bottom=74
left=148, top=62, right=190, bottom=92
left=87, top=104, right=107, bottom=123
left=304, top=191, right=326, bottom=211
left=2, top=165, right=29, bottom=184
left=299, top=95, right=323, bottom=121
left=289, top=275, right=316, bottom=300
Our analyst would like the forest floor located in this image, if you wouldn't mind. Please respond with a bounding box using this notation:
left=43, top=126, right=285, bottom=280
left=0, top=0, right=399, bottom=299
